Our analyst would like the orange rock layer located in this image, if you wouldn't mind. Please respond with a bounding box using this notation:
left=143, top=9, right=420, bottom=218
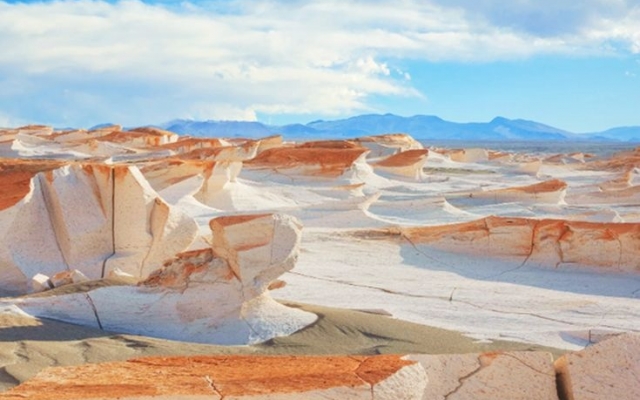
left=0, top=355, right=415, bottom=400
left=400, top=216, right=640, bottom=271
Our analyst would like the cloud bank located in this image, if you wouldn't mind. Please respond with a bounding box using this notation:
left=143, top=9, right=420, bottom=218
left=0, top=0, right=638, bottom=127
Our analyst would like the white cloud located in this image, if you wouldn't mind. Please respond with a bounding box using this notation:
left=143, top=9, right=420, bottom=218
left=0, top=0, right=639, bottom=126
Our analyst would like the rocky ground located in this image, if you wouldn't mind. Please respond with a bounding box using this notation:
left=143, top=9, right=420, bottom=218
left=0, top=124, right=638, bottom=398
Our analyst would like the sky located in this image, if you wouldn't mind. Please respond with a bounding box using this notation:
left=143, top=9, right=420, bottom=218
left=0, top=0, right=639, bottom=132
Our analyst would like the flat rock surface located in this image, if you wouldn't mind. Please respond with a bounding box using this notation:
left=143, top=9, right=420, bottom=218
left=555, top=333, right=640, bottom=400
left=0, top=353, right=426, bottom=399
left=409, top=351, right=558, bottom=400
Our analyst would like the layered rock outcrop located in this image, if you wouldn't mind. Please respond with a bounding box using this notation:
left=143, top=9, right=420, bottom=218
left=450, top=179, right=568, bottom=205
left=3, top=213, right=316, bottom=344
left=245, top=141, right=369, bottom=178
left=372, top=149, right=429, bottom=179
left=398, top=216, right=640, bottom=272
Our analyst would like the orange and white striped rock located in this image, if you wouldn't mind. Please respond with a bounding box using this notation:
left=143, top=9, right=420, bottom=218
left=373, top=149, right=429, bottom=179
left=456, top=179, right=567, bottom=204
left=401, top=216, right=640, bottom=272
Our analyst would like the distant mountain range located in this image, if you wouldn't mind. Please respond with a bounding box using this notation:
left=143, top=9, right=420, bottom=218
left=160, top=114, right=640, bottom=142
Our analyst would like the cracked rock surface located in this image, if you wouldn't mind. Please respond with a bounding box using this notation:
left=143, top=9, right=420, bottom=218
left=408, top=351, right=558, bottom=400
left=0, top=354, right=425, bottom=400
left=555, top=333, right=640, bottom=400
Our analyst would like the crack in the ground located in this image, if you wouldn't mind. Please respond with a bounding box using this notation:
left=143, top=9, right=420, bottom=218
left=288, top=271, right=448, bottom=301
left=400, top=234, right=454, bottom=269
left=204, top=375, right=223, bottom=399
left=351, top=356, right=375, bottom=400
left=290, top=270, right=600, bottom=327
left=85, top=293, right=103, bottom=330
left=442, top=355, right=484, bottom=399
left=500, top=353, right=555, bottom=377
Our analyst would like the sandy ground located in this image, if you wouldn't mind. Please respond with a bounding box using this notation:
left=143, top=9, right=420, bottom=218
left=0, top=301, right=563, bottom=393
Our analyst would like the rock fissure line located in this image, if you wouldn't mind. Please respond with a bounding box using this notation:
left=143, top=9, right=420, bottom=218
left=203, top=375, right=223, bottom=399
left=37, top=174, right=71, bottom=272
left=101, top=168, right=116, bottom=279
left=84, top=293, right=103, bottom=330
left=290, top=270, right=604, bottom=328
left=351, top=357, right=375, bottom=400
left=442, top=356, right=485, bottom=399
left=483, top=221, right=538, bottom=280
left=500, top=353, right=555, bottom=376
left=399, top=234, right=454, bottom=269
left=288, top=271, right=448, bottom=301
left=454, top=298, right=584, bottom=327
left=614, top=232, right=623, bottom=268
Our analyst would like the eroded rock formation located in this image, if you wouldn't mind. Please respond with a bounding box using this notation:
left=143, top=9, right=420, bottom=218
left=3, top=213, right=316, bottom=344
left=387, top=216, right=640, bottom=272
left=372, top=149, right=429, bottom=179
left=0, top=162, right=197, bottom=294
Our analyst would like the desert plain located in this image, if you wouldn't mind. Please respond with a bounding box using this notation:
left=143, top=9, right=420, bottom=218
left=0, top=124, right=638, bottom=399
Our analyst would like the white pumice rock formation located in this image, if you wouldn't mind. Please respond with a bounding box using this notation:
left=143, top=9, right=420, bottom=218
left=2, top=213, right=317, bottom=345
left=0, top=162, right=197, bottom=293
left=555, top=333, right=640, bottom=400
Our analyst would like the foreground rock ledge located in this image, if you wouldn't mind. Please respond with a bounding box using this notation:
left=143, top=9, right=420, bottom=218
left=555, top=333, right=640, bottom=400
left=0, top=355, right=427, bottom=400
left=0, top=327, right=636, bottom=399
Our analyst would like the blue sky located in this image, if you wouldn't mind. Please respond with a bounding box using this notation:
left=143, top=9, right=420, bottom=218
left=1, top=0, right=639, bottom=132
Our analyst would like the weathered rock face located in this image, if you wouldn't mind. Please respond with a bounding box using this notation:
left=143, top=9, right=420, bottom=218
left=0, top=162, right=197, bottom=294
left=555, top=333, right=640, bottom=400
left=245, top=143, right=369, bottom=178
left=400, top=216, right=640, bottom=272
left=0, top=354, right=427, bottom=400
left=353, top=133, right=424, bottom=159
left=455, top=179, right=568, bottom=205
left=373, top=149, right=429, bottom=179
left=408, top=351, right=558, bottom=400
left=3, top=213, right=316, bottom=345
left=448, top=148, right=489, bottom=163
